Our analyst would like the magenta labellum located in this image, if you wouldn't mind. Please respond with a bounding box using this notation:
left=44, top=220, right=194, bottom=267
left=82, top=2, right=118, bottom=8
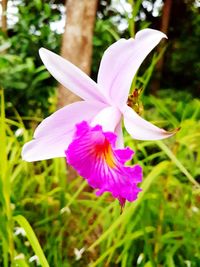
left=65, top=121, right=142, bottom=206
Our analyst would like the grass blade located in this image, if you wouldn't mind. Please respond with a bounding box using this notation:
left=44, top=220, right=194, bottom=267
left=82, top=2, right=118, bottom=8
left=156, top=140, right=199, bottom=188
left=88, top=160, right=170, bottom=251
left=14, top=215, right=50, bottom=267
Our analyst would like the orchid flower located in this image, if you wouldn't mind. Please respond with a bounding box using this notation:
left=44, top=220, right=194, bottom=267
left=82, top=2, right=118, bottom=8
left=22, top=28, right=175, bottom=161
left=22, top=28, right=176, bottom=205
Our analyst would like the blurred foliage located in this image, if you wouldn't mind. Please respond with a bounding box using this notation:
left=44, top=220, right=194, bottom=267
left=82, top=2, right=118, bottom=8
left=163, top=2, right=200, bottom=96
left=0, top=0, right=62, bottom=117
left=0, top=52, right=52, bottom=117
left=1, top=89, right=200, bottom=266
left=9, top=1, right=61, bottom=56
left=0, top=0, right=199, bottom=118
left=93, top=0, right=200, bottom=96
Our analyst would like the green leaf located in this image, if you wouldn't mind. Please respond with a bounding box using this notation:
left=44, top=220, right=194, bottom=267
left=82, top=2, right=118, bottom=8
left=31, top=71, right=50, bottom=86
left=14, top=256, right=29, bottom=267
left=156, top=140, right=200, bottom=188
left=14, top=215, right=50, bottom=267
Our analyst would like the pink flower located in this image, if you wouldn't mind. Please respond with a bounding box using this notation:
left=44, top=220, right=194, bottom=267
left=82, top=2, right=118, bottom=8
left=22, top=28, right=175, bottom=162
left=65, top=121, right=142, bottom=206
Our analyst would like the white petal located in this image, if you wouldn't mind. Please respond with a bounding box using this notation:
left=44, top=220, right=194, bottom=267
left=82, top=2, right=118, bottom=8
left=91, top=106, right=121, bottom=132
left=123, top=105, right=176, bottom=140
left=22, top=132, right=73, bottom=162
left=23, top=101, right=106, bottom=161
left=97, top=29, right=166, bottom=107
left=39, top=48, right=106, bottom=103
left=34, top=101, right=106, bottom=138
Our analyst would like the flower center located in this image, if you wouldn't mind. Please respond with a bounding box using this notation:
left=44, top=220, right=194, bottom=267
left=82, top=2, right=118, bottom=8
left=95, top=139, right=115, bottom=168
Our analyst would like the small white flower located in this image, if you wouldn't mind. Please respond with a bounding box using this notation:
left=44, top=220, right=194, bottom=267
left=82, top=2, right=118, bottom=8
left=14, top=227, right=26, bottom=236
left=60, top=206, right=71, bottom=214
left=137, top=253, right=144, bottom=264
left=74, top=247, right=85, bottom=261
left=15, top=128, right=24, bottom=137
left=29, top=255, right=40, bottom=265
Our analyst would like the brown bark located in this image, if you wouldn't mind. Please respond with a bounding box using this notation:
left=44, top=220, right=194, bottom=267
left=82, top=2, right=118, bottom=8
left=151, top=0, right=172, bottom=94
left=161, top=0, right=172, bottom=34
left=58, top=0, right=98, bottom=179
left=57, top=0, right=98, bottom=107
left=1, top=0, right=8, bottom=34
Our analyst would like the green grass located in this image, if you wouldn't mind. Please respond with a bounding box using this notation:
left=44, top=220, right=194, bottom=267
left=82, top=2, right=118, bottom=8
left=0, top=89, right=200, bottom=266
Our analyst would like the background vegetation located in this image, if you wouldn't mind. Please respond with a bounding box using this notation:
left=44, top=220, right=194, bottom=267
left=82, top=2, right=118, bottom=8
left=0, top=0, right=200, bottom=266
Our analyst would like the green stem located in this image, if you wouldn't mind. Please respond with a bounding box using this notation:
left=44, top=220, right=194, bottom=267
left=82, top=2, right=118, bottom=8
left=128, top=0, right=135, bottom=38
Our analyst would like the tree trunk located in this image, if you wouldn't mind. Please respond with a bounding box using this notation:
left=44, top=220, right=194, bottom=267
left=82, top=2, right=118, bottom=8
left=151, top=0, right=172, bottom=94
left=1, top=0, right=8, bottom=34
left=57, top=0, right=98, bottom=107
left=161, top=0, right=172, bottom=34
left=58, top=0, right=98, bottom=179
